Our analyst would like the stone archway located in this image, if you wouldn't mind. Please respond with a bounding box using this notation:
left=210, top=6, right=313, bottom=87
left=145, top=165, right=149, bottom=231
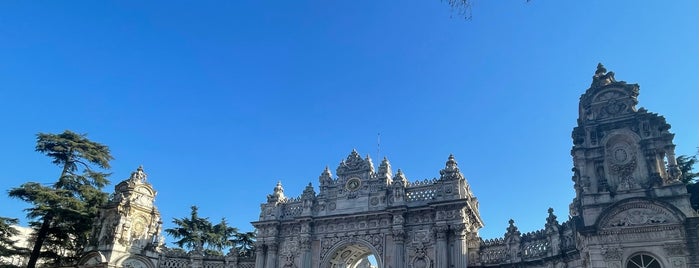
left=322, top=239, right=382, bottom=268
left=252, top=151, right=483, bottom=268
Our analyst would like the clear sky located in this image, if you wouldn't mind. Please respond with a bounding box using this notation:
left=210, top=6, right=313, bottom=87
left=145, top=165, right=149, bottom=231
left=0, top=1, right=696, bottom=241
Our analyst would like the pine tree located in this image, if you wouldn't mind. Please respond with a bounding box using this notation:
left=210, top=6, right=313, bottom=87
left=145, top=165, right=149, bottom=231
left=9, top=131, right=112, bottom=268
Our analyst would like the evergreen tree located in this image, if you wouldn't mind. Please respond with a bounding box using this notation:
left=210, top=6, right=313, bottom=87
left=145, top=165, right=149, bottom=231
left=209, top=218, right=237, bottom=253
left=165, top=207, right=240, bottom=255
left=8, top=131, right=112, bottom=268
left=677, top=155, right=698, bottom=210
left=165, top=206, right=212, bottom=252
left=231, top=231, right=256, bottom=258
left=0, top=217, right=22, bottom=267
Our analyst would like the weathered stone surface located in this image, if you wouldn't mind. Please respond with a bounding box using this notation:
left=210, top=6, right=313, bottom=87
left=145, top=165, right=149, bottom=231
left=74, top=64, right=698, bottom=268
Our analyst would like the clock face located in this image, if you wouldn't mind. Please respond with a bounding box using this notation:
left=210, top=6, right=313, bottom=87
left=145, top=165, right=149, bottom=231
left=346, top=177, right=361, bottom=191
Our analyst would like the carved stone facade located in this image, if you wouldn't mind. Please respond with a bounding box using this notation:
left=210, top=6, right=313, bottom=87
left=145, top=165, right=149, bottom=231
left=253, top=151, right=483, bottom=268
left=252, top=65, right=699, bottom=268
left=75, top=64, right=698, bottom=268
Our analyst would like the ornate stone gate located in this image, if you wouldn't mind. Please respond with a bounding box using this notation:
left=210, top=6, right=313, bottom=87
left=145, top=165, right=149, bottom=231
left=252, top=151, right=483, bottom=268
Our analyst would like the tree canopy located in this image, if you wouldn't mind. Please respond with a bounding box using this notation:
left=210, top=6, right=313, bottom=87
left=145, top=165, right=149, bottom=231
left=8, top=131, right=112, bottom=268
left=165, top=206, right=252, bottom=257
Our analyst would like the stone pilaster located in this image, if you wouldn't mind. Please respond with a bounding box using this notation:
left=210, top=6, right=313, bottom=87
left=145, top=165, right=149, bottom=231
left=451, top=224, right=468, bottom=267
left=299, top=236, right=312, bottom=268
left=264, top=243, right=277, bottom=268
left=433, top=225, right=449, bottom=268
left=254, top=244, right=266, bottom=268
left=392, top=228, right=405, bottom=268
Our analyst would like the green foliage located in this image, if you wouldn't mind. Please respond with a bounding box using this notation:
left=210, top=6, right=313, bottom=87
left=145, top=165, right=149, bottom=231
left=677, top=155, right=698, bottom=184
left=0, top=217, right=21, bottom=262
left=165, top=207, right=245, bottom=256
left=231, top=231, right=256, bottom=258
left=165, top=206, right=210, bottom=251
left=676, top=155, right=698, bottom=211
left=8, top=130, right=112, bottom=268
left=209, top=218, right=238, bottom=252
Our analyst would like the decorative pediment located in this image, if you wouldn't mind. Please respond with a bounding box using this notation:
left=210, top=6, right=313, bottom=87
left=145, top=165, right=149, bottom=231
left=578, top=64, right=640, bottom=122
left=336, top=150, right=375, bottom=177
left=597, top=199, right=684, bottom=231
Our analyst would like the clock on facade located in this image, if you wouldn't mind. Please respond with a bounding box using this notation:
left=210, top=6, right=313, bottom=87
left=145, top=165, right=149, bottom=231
left=346, top=177, right=361, bottom=191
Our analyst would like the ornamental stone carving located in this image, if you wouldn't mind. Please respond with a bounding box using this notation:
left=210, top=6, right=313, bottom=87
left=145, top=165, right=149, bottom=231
left=601, top=247, right=623, bottom=261
left=78, top=64, right=698, bottom=268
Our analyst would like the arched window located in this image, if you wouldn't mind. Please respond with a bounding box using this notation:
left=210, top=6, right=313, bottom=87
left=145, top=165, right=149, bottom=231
left=626, top=253, right=661, bottom=268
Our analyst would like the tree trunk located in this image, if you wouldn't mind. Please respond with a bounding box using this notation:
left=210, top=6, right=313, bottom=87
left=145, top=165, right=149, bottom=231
left=27, top=212, right=53, bottom=268
left=28, top=161, right=70, bottom=268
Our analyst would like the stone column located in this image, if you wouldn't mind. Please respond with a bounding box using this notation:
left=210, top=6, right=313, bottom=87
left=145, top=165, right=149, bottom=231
left=433, top=225, right=449, bottom=268
left=264, top=243, right=278, bottom=268
left=254, top=244, right=266, bottom=268
left=300, top=236, right=312, bottom=268
left=392, top=229, right=405, bottom=268
left=451, top=224, right=468, bottom=267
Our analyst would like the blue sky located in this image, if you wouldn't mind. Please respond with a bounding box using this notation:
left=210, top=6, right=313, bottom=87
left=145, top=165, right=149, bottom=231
left=0, top=1, right=696, bottom=241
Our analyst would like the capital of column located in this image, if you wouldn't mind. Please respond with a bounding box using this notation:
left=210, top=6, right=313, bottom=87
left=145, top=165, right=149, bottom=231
left=266, top=243, right=278, bottom=252
left=299, top=236, right=312, bottom=250
left=433, top=225, right=449, bottom=240
left=451, top=223, right=467, bottom=239
left=392, top=228, right=406, bottom=243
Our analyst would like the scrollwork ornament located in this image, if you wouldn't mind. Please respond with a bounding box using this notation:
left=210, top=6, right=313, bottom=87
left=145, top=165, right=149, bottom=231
left=601, top=247, right=622, bottom=261
left=664, top=243, right=686, bottom=256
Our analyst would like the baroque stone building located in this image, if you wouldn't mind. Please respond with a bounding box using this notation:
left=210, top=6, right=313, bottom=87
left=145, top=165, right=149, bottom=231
left=76, top=65, right=698, bottom=268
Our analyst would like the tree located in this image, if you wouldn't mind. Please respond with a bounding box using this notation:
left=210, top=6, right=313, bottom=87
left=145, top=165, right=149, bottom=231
left=8, top=131, right=112, bottom=268
left=0, top=217, right=22, bottom=267
left=209, top=218, right=238, bottom=253
left=165, top=207, right=240, bottom=256
left=230, top=231, right=256, bottom=258
left=165, top=206, right=212, bottom=252
left=677, top=155, right=698, bottom=211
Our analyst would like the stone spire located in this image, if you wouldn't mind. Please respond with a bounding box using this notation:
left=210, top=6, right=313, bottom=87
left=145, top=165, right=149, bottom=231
left=504, top=219, right=521, bottom=243
left=545, top=208, right=559, bottom=232
left=365, top=154, right=375, bottom=173
left=319, top=166, right=333, bottom=186
left=377, top=157, right=393, bottom=183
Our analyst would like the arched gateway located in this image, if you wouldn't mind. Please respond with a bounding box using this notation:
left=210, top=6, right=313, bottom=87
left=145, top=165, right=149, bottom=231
left=252, top=151, right=483, bottom=268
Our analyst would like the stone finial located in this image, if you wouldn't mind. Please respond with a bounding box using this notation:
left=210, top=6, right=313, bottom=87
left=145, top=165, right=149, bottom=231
left=129, top=165, right=147, bottom=182
left=302, top=183, right=316, bottom=199
left=267, top=181, right=287, bottom=203
left=439, top=154, right=463, bottom=180
left=545, top=208, right=559, bottom=230
left=319, top=166, right=333, bottom=186
left=595, top=63, right=607, bottom=75
left=591, top=62, right=616, bottom=88
left=393, top=169, right=407, bottom=187
left=505, top=219, right=520, bottom=238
